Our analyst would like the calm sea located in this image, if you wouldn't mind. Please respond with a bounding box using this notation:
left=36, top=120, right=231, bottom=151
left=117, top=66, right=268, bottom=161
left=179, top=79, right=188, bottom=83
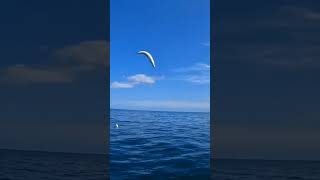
left=213, top=159, right=320, bottom=180
left=1, top=109, right=319, bottom=179
left=0, top=149, right=108, bottom=180
left=110, top=109, right=211, bottom=179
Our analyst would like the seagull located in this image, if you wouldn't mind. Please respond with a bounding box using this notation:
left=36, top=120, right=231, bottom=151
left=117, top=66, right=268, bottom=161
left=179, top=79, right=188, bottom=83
left=116, top=123, right=119, bottom=128
left=137, top=50, right=156, bottom=68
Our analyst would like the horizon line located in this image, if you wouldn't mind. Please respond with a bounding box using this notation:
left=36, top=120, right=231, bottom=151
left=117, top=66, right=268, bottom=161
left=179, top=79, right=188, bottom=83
left=110, top=108, right=210, bottom=113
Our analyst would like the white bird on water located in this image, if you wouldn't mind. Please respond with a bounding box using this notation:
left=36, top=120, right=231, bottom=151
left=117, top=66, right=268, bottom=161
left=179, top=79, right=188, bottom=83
left=137, top=50, right=156, bottom=68
left=116, top=123, right=119, bottom=128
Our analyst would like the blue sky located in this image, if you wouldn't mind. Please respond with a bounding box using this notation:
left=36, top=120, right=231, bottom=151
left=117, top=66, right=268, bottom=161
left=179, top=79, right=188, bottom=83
left=110, top=0, right=210, bottom=112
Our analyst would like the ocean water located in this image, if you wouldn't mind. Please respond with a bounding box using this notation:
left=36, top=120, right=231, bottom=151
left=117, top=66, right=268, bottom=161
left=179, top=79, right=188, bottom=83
left=213, top=159, right=320, bottom=180
left=2, top=149, right=319, bottom=180
left=2, top=109, right=319, bottom=179
left=110, top=109, right=211, bottom=179
left=0, top=149, right=108, bottom=180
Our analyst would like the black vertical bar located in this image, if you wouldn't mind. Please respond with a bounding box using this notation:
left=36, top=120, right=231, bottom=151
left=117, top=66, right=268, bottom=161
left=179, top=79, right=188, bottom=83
left=210, top=0, right=216, bottom=178
left=106, top=0, right=110, bottom=178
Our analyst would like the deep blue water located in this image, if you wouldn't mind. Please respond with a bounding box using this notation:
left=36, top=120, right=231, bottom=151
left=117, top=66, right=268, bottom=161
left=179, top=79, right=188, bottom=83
left=1, top=109, right=319, bottom=179
left=0, top=149, right=108, bottom=180
left=1, top=150, right=320, bottom=179
left=213, top=159, right=320, bottom=180
left=110, top=109, right=211, bottom=179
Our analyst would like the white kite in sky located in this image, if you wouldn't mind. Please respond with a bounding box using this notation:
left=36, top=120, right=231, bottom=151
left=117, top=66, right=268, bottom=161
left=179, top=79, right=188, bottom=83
left=137, top=51, right=156, bottom=68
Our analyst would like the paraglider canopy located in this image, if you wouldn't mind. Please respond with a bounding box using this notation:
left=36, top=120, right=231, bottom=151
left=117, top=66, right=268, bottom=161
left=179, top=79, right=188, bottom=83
left=137, top=51, right=156, bottom=68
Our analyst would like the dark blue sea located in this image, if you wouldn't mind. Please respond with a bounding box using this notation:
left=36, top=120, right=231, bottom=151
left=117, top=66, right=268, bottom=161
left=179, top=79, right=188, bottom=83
left=110, top=109, right=211, bottom=179
left=213, top=159, right=320, bottom=180
left=1, top=109, right=320, bottom=179
left=0, top=149, right=108, bottom=180
left=1, top=150, right=320, bottom=179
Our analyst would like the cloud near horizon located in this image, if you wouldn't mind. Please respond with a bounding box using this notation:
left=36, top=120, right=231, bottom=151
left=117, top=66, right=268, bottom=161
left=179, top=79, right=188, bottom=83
left=0, top=40, right=109, bottom=84
left=111, top=74, right=162, bottom=89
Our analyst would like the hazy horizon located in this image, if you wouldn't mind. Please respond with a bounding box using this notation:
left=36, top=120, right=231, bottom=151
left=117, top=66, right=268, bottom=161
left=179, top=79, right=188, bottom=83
left=111, top=108, right=210, bottom=113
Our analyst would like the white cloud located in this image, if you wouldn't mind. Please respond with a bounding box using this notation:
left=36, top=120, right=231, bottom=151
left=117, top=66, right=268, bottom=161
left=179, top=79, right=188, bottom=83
left=185, top=75, right=210, bottom=84
left=283, top=6, right=320, bottom=20
left=173, top=63, right=210, bottom=73
left=127, top=74, right=155, bottom=84
left=196, top=63, right=210, bottom=69
left=304, top=10, right=320, bottom=20
left=111, top=74, right=160, bottom=89
left=172, top=63, right=210, bottom=85
left=2, top=64, right=74, bottom=84
left=1, top=40, right=109, bottom=84
left=111, top=82, right=134, bottom=89
left=201, top=42, right=210, bottom=47
left=54, top=40, right=109, bottom=66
